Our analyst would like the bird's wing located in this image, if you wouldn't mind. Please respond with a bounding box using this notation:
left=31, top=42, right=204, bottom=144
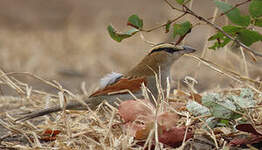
left=89, top=76, right=147, bottom=97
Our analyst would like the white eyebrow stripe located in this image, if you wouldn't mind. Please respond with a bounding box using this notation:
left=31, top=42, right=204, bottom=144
left=99, top=72, right=123, bottom=88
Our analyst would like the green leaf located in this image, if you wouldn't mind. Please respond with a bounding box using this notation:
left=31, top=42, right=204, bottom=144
left=226, top=88, right=256, bottom=110
left=237, top=29, right=262, bottom=46
left=228, top=95, right=256, bottom=109
left=208, top=30, right=231, bottom=50
left=219, top=38, right=231, bottom=47
left=238, top=89, right=256, bottom=108
left=208, top=37, right=231, bottom=50
left=208, top=27, right=262, bottom=49
left=208, top=32, right=224, bottom=41
left=222, top=25, right=242, bottom=35
left=202, top=93, right=221, bottom=107
left=176, top=0, right=185, bottom=4
left=208, top=25, right=243, bottom=50
left=173, top=21, right=192, bottom=38
left=217, top=119, right=230, bottom=127
left=186, top=100, right=210, bottom=116
left=211, top=101, right=236, bottom=119
left=201, top=93, right=237, bottom=119
left=127, top=14, right=143, bottom=29
left=214, top=0, right=250, bottom=26
left=240, top=88, right=254, bottom=99
left=107, top=25, right=139, bottom=42
left=165, top=20, right=172, bottom=33
left=249, top=0, right=262, bottom=18
left=254, top=18, right=262, bottom=27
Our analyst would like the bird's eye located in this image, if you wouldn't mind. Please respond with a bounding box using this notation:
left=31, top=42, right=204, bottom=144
left=163, top=48, right=179, bottom=54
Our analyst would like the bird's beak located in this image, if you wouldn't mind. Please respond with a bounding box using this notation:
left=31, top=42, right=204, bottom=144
left=182, top=46, right=196, bottom=53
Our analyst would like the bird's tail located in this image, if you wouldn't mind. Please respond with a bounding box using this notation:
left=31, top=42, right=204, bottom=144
left=15, top=102, right=86, bottom=122
left=15, top=106, right=62, bottom=122
left=14, top=95, right=115, bottom=122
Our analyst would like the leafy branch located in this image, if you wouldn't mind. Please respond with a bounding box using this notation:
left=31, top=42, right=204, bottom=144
left=182, top=4, right=262, bottom=57
left=207, top=0, right=251, bottom=20
left=141, top=12, right=186, bottom=32
left=107, top=0, right=262, bottom=57
left=165, top=0, right=262, bottom=57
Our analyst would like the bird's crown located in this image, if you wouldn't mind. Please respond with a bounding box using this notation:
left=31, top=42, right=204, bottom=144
left=148, top=43, right=195, bottom=55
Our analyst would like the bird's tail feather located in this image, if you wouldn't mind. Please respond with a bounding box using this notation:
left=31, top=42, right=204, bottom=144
left=15, top=106, right=62, bottom=122
left=15, top=102, right=86, bottom=122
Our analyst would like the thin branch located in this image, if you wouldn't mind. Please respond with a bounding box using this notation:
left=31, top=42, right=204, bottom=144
left=163, top=0, right=262, bottom=57
left=175, top=29, right=191, bottom=45
left=182, top=4, right=262, bottom=57
left=207, top=0, right=251, bottom=20
left=163, top=0, right=184, bottom=12
left=142, top=12, right=186, bottom=32
left=180, top=0, right=194, bottom=45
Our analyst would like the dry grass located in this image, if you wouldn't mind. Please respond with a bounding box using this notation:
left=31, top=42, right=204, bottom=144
left=0, top=67, right=178, bottom=149
left=0, top=0, right=262, bottom=149
left=0, top=52, right=262, bottom=149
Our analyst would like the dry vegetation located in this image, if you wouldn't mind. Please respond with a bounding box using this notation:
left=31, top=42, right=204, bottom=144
left=0, top=0, right=262, bottom=149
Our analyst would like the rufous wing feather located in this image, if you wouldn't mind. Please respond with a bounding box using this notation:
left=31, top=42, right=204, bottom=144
left=90, top=77, right=147, bottom=97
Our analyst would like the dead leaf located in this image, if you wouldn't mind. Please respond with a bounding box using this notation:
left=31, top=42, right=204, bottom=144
left=159, top=126, right=193, bottom=147
left=230, top=134, right=262, bottom=146
left=236, top=124, right=262, bottom=136
left=118, top=100, right=153, bottom=122
left=40, top=128, right=61, bottom=142
left=157, top=112, right=179, bottom=130
left=135, top=122, right=155, bottom=140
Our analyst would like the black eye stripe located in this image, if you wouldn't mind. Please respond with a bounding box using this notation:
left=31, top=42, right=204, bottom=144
left=149, top=47, right=180, bottom=55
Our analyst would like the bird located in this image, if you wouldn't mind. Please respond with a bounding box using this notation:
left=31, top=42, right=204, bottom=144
left=15, top=43, right=196, bottom=121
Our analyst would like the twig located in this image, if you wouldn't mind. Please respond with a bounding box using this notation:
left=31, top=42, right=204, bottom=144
left=181, top=4, right=262, bottom=57
left=163, top=0, right=184, bottom=12
left=180, top=0, right=194, bottom=45
left=207, top=0, right=251, bottom=20
left=175, top=29, right=191, bottom=45
left=163, top=0, right=262, bottom=57
left=142, top=12, right=186, bottom=32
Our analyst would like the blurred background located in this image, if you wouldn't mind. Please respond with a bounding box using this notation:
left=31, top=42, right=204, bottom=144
left=0, top=0, right=261, bottom=95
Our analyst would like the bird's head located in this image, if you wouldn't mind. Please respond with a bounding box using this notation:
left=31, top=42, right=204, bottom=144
left=147, top=43, right=196, bottom=67
left=126, top=43, right=196, bottom=77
